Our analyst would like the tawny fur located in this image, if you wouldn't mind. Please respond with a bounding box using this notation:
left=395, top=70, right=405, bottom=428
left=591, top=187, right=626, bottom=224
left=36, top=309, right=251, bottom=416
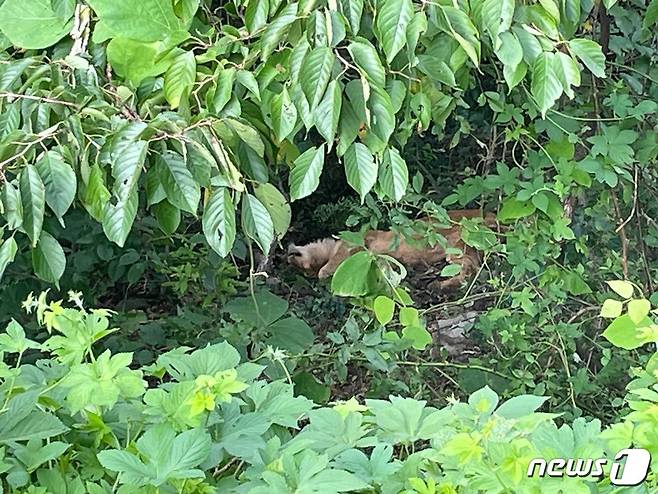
left=287, top=209, right=497, bottom=290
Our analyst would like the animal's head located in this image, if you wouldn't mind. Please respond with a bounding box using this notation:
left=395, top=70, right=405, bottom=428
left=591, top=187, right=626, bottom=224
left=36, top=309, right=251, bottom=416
left=287, top=244, right=317, bottom=275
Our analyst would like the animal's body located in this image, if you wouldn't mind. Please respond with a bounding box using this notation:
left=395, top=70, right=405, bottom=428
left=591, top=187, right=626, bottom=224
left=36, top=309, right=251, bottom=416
left=287, top=209, right=497, bottom=290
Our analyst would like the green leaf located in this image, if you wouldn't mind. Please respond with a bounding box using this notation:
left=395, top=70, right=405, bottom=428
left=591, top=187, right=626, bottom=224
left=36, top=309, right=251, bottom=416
left=159, top=151, right=201, bottom=216
left=267, top=316, right=315, bottom=353
left=245, top=0, right=269, bottom=34
left=374, top=296, right=395, bottom=325
left=436, top=6, right=480, bottom=65
left=241, top=193, right=274, bottom=253
left=375, top=0, right=413, bottom=63
left=340, top=0, right=363, bottom=34
left=481, top=0, right=514, bottom=48
left=35, top=151, right=76, bottom=221
left=496, top=395, right=548, bottom=418
left=1, top=181, right=23, bottom=229
left=213, top=67, right=236, bottom=114
left=153, top=200, right=180, bottom=235
left=82, top=164, right=111, bottom=222
left=602, top=314, right=655, bottom=350
left=379, top=147, right=408, bottom=202
left=600, top=298, right=623, bottom=319
left=531, top=52, right=563, bottom=117
left=164, top=51, right=196, bottom=109
left=331, top=251, right=375, bottom=296
left=607, top=280, right=634, bottom=299
left=106, top=38, right=180, bottom=85
left=202, top=187, right=236, bottom=257
left=261, top=2, right=298, bottom=60
left=270, top=86, right=298, bottom=142
left=314, top=80, right=342, bottom=148
left=236, top=70, right=260, bottom=100
left=440, top=263, right=462, bottom=277
left=103, top=190, right=138, bottom=247
left=496, top=31, right=523, bottom=69
left=402, top=325, right=432, bottom=350
left=498, top=197, right=536, bottom=222
left=0, top=237, right=18, bottom=281
left=0, top=0, right=74, bottom=49
left=344, top=143, right=377, bottom=203
left=628, top=299, right=651, bottom=324
left=568, top=39, right=606, bottom=78
left=19, top=165, right=45, bottom=248
left=254, top=183, right=291, bottom=241
left=289, top=145, right=325, bottom=201
left=417, top=56, right=456, bottom=86
left=644, top=0, right=658, bottom=28
left=552, top=51, right=581, bottom=99
left=300, top=47, right=335, bottom=110
left=32, top=230, right=66, bottom=285
left=349, top=39, right=386, bottom=88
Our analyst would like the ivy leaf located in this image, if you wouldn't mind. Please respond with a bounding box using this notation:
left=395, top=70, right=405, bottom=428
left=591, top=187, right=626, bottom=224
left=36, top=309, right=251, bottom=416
left=300, top=47, right=335, bottom=110
left=314, top=80, right=342, bottom=147
left=0, top=236, right=18, bottom=281
left=35, top=151, right=76, bottom=222
left=254, top=183, right=291, bottom=241
left=164, top=51, right=196, bottom=109
left=270, top=86, right=298, bottom=142
left=19, top=165, right=46, bottom=248
left=0, top=0, right=74, bottom=49
left=402, top=325, right=432, bottom=350
left=344, top=143, right=377, bottom=203
left=32, top=230, right=66, bottom=285
left=202, top=187, right=236, bottom=257
left=375, top=0, right=413, bottom=63
left=159, top=151, right=201, bottom=216
left=531, top=52, right=562, bottom=117
left=379, top=147, right=408, bottom=202
left=241, top=193, right=274, bottom=253
left=568, top=39, right=606, bottom=78
left=289, top=145, right=325, bottom=201
left=261, top=2, right=298, bottom=59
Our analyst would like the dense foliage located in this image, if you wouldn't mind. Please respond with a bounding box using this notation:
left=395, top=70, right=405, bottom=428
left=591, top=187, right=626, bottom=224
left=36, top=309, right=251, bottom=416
left=2, top=0, right=658, bottom=492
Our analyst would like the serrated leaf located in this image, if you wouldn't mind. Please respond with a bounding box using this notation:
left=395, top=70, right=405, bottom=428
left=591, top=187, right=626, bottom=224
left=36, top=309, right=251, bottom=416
left=35, top=151, right=76, bottom=221
left=375, top=0, right=413, bottom=63
left=300, top=47, right=335, bottom=110
left=289, top=145, right=325, bottom=201
left=0, top=236, right=18, bottom=281
left=348, top=39, right=386, bottom=87
left=344, top=143, right=377, bottom=203
left=19, top=165, right=45, bottom=247
left=607, top=280, right=634, bottom=299
left=164, top=51, right=196, bottom=109
left=202, top=187, right=236, bottom=257
left=314, top=80, right=342, bottom=147
left=32, top=230, right=65, bottom=285
left=569, top=39, right=606, bottom=78
left=254, top=183, right=291, bottom=240
left=242, top=193, right=274, bottom=253
left=531, top=52, right=562, bottom=117
left=270, top=86, right=298, bottom=142
left=261, top=2, right=298, bottom=59
left=379, top=147, right=408, bottom=201
left=159, top=151, right=201, bottom=215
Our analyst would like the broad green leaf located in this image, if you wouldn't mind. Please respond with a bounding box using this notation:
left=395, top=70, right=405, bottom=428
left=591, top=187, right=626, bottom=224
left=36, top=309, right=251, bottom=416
left=2, top=181, right=23, bottom=229
left=379, top=147, right=408, bottom=202
left=375, top=0, right=413, bottom=63
left=552, top=51, right=581, bottom=99
left=568, top=39, right=606, bottom=78
left=368, top=85, right=395, bottom=144
left=481, top=0, right=514, bottom=48
left=164, top=51, right=196, bottom=109
left=82, top=164, right=111, bottom=222
left=300, top=47, right=335, bottom=110
left=35, top=151, right=76, bottom=221
left=331, top=251, right=375, bottom=296
left=202, top=187, right=236, bottom=257
left=289, top=145, right=325, bottom=201
left=237, top=70, right=261, bottom=100
left=32, top=230, right=66, bottom=285
left=339, top=0, right=363, bottom=34
left=531, top=52, right=562, bottom=117
left=103, top=190, right=138, bottom=247
left=254, top=183, right=291, bottom=240
left=496, top=31, right=523, bottom=69
left=644, top=0, right=658, bottom=28
left=374, top=296, right=395, bottom=325
left=417, top=55, right=456, bottom=87
left=513, top=26, right=542, bottom=65
left=109, top=127, right=148, bottom=199
left=607, top=280, right=634, bottom=299
left=0, top=236, right=18, bottom=281
left=241, top=193, right=274, bottom=253
left=261, top=2, right=298, bottom=59
left=314, top=80, right=342, bottom=147
left=270, top=86, right=298, bottom=142
left=106, top=38, right=180, bottom=85
left=19, top=165, right=45, bottom=247
left=245, top=0, right=269, bottom=33
left=440, top=263, right=462, bottom=277
left=153, top=200, right=180, bottom=235
left=213, top=67, right=236, bottom=114
left=600, top=299, right=623, bottom=319
left=436, top=6, right=480, bottom=65
left=0, top=0, right=74, bottom=49
left=603, top=314, right=655, bottom=350
left=349, top=39, right=386, bottom=88
left=628, top=299, right=651, bottom=324
left=402, top=325, right=432, bottom=350
left=159, top=151, right=201, bottom=216
left=503, top=61, right=527, bottom=91
left=496, top=395, right=548, bottom=419
left=268, top=316, right=315, bottom=353
left=498, top=197, right=536, bottom=222
left=344, top=143, right=377, bottom=203
left=406, top=11, right=427, bottom=58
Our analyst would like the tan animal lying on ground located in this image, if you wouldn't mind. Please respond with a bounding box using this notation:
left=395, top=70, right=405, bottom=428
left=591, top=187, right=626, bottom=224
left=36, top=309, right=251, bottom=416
left=287, top=209, right=497, bottom=290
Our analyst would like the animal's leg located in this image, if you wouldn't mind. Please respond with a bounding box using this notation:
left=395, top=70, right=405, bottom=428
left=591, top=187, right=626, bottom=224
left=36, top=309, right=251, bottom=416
left=317, top=256, right=345, bottom=279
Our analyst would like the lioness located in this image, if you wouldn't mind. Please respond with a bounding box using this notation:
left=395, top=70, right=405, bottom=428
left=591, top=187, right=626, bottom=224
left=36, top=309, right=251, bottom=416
left=287, top=209, right=497, bottom=289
